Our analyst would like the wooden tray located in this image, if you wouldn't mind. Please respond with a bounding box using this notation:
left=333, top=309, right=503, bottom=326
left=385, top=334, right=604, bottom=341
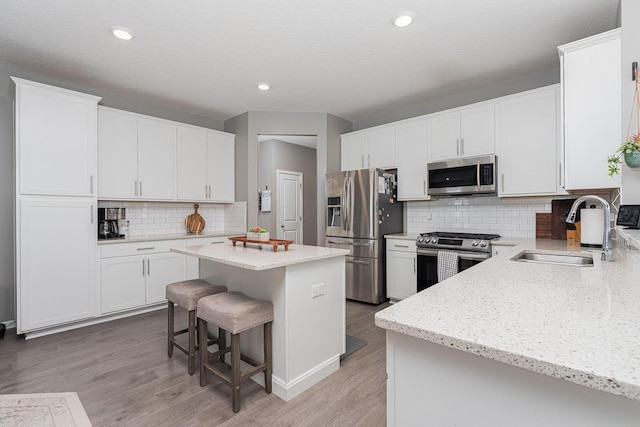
left=228, top=236, right=295, bottom=252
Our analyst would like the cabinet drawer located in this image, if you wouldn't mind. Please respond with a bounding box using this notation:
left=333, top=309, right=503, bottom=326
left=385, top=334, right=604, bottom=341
left=185, top=236, right=226, bottom=246
left=100, top=239, right=184, bottom=258
left=386, top=239, right=416, bottom=253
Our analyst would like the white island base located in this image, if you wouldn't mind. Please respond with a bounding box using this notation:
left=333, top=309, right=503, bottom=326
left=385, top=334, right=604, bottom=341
left=387, top=331, right=640, bottom=427
left=172, top=243, right=347, bottom=402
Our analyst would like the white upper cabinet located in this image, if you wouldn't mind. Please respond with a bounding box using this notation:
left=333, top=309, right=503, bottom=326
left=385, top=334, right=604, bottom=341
left=98, top=108, right=139, bottom=198
left=99, top=107, right=186, bottom=201
left=137, top=117, right=176, bottom=200
left=207, top=131, right=235, bottom=202
left=341, top=124, right=397, bottom=171
left=559, top=28, right=621, bottom=190
left=497, top=86, right=563, bottom=197
left=177, top=126, right=235, bottom=202
left=429, top=103, right=495, bottom=162
left=13, top=78, right=100, bottom=197
left=396, top=117, right=429, bottom=200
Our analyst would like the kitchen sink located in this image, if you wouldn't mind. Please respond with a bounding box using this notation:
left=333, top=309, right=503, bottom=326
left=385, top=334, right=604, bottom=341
left=510, top=250, right=594, bottom=267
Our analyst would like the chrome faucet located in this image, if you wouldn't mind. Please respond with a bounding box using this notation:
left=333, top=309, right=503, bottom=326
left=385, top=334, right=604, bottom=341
left=565, top=195, right=613, bottom=261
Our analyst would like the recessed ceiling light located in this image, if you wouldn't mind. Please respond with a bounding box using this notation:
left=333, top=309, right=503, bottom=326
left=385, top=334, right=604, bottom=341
left=110, top=26, right=135, bottom=41
left=257, top=82, right=271, bottom=91
left=393, top=12, right=415, bottom=28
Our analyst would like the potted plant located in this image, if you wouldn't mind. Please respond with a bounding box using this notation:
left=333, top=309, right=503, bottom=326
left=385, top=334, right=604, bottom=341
left=247, top=226, right=269, bottom=241
left=607, top=133, right=640, bottom=176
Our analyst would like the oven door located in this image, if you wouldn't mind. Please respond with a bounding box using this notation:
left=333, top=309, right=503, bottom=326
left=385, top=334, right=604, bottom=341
left=416, top=248, right=490, bottom=292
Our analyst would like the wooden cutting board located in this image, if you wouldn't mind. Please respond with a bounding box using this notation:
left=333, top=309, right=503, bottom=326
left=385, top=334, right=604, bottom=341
left=185, top=204, right=205, bottom=234
left=535, top=213, right=552, bottom=239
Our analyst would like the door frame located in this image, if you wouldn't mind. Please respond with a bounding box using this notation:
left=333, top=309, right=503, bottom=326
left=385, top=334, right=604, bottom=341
left=276, top=169, right=303, bottom=243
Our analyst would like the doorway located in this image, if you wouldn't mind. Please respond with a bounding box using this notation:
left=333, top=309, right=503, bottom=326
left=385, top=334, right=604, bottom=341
left=276, top=170, right=303, bottom=243
left=257, top=135, right=317, bottom=245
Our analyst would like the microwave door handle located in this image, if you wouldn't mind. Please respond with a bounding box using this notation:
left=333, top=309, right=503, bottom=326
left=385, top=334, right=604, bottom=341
left=477, top=161, right=481, bottom=190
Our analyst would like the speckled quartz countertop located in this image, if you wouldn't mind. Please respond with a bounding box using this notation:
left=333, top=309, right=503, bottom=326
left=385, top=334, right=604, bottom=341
left=172, top=242, right=348, bottom=271
left=375, top=237, right=640, bottom=401
left=98, top=231, right=243, bottom=245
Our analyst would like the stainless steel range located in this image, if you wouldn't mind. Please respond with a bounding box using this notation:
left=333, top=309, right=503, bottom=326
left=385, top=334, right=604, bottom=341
left=416, top=232, right=500, bottom=292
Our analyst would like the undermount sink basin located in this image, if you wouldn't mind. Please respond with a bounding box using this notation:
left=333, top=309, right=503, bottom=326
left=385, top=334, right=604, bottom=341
left=510, top=250, right=594, bottom=267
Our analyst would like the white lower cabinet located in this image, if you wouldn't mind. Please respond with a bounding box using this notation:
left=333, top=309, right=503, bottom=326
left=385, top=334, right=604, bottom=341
left=184, top=237, right=226, bottom=279
left=386, top=238, right=417, bottom=302
left=100, top=240, right=185, bottom=314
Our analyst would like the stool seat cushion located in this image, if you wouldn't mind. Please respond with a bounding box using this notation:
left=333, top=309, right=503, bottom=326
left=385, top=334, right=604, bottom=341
left=197, top=291, right=274, bottom=334
left=166, top=279, right=227, bottom=311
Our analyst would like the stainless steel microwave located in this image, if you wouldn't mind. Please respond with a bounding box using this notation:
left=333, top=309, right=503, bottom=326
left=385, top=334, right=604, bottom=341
left=427, top=155, right=497, bottom=196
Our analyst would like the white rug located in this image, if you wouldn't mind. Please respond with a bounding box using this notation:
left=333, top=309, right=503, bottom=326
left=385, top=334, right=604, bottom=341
left=0, top=393, right=92, bottom=427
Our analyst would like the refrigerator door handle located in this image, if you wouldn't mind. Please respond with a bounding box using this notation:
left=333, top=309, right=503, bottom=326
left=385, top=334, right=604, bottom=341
left=346, top=259, right=370, bottom=265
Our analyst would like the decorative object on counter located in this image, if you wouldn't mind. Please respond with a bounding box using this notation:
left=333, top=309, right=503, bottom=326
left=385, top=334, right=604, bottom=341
left=228, top=236, right=294, bottom=252
left=608, top=62, right=640, bottom=175
left=246, top=226, right=269, bottom=241
left=185, top=203, right=205, bottom=234
left=535, top=213, right=552, bottom=238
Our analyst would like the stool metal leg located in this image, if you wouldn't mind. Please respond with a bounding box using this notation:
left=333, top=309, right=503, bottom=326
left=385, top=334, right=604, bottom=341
left=231, top=333, right=241, bottom=413
left=264, top=321, right=272, bottom=394
left=188, top=310, right=197, bottom=375
left=199, top=318, right=208, bottom=387
left=167, top=301, right=174, bottom=357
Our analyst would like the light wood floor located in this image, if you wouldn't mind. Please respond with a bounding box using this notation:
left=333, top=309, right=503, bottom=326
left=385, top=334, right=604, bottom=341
left=0, top=300, right=390, bottom=426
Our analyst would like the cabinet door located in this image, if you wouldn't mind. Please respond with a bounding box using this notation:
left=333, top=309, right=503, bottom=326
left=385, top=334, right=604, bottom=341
left=15, top=80, right=98, bottom=197
left=341, top=133, right=366, bottom=171
left=98, top=108, right=139, bottom=199
left=366, top=125, right=397, bottom=169
left=184, top=237, right=226, bottom=279
left=397, top=118, right=429, bottom=200
left=208, top=132, right=235, bottom=202
left=145, top=252, right=185, bottom=304
left=100, top=256, right=146, bottom=314
left=460, top=104, right=495, bottom=158
left=498, top=88, right=560, bottom=196
left=18, top=200, right=96, bottom=332
left=386, top=251, right=417, bottom=301
left=138, top=117, right=176, bottom=200
left=177, top=126, right=209, bottom=201
left=562, top=33, right=621, bottom=190
left=428, top=111, right=460, bottom=162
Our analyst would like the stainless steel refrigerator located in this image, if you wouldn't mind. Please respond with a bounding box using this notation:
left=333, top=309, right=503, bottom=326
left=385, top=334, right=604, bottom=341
left=325, top=169, right=403, bottom=304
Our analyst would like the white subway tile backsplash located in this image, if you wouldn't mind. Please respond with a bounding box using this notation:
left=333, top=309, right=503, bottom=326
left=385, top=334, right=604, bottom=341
left=407, top=196, right=553, bottom=238
left=97, top=201, right=247, bottom=237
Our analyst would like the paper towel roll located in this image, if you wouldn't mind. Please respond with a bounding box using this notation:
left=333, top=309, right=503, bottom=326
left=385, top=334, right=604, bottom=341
left=580, top=208, right=604, bottom=247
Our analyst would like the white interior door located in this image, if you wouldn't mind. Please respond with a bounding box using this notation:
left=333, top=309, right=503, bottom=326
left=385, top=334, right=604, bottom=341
left=277, top=170, right=303, bottom=244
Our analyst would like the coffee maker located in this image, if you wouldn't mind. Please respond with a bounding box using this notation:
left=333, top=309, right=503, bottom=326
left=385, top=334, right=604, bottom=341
left=98, top=208, right=126, bottom=240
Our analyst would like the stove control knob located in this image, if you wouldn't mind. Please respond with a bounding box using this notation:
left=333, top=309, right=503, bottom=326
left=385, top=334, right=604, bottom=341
left=471, top=240, right=478, bottom=247
left=418, top=236, right=425, bottom=243
left=479, top=240, right=487, bottom=247
left=432, top=238, right=438, bottom=244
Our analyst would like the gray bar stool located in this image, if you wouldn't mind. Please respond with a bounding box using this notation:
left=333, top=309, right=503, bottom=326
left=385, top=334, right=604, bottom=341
left=166, top=279, right=227, bottom=375
left=197, top=291, right=273, bottom=413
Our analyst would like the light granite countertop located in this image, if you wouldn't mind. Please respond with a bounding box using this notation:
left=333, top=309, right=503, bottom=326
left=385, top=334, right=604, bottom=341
left=172, top=241, right=348, bottom=271
left=97, top=231, right=244, bottom=245
left=375, top=237, right=640, bottom=401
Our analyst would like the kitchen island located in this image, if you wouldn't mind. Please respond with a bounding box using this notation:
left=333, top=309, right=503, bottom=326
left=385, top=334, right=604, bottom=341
left=172, top=241, right=348, bottom=401
left=376, top=237, right=640, bottom=426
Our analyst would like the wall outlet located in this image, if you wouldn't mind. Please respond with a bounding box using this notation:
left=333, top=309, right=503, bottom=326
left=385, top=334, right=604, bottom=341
left=311, top=283, right=325, bottom=298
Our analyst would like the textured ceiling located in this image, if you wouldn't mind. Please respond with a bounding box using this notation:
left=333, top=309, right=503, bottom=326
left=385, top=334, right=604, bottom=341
left=0, top=0, right=620, bottom=123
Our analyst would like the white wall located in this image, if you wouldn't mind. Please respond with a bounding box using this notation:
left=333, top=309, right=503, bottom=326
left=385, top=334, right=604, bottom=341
left=621, top=0, right=640, bottom=203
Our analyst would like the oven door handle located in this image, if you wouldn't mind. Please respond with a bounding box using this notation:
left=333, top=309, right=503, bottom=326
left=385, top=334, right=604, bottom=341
left=417, top=248, right=490, bottom=261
